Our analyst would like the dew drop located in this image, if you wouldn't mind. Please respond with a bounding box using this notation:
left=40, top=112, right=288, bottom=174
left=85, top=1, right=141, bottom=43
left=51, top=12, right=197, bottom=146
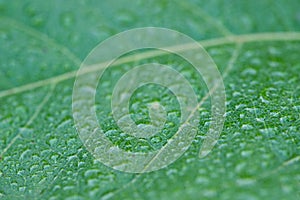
left=256, top=118, right=265, bottom=123
left=19, top=127, right=33, bottom=138
left=250, top=58, right=262, bottom=65
left=18, top=186, right=26, bottom=192
left=293, top=105, right=300, bottom=111
left=0, top=191, right=5, bottom=198
left=259, top=128, right=275, bottom=135
left=32, top=15, right=45, bottom=27
left=84, top=169, right=100, bottom=178
left=166, top=168, right=177, bottom=177
left=268, top=46, right=281, bottom=55
left=60, top=12, right=75, bottom=28
left=241, top=150, right=253, bottom=157
left=20, top=149, right=32, bottom=160
left=280, top=116, right=288, bottom=124
left=245, top=107, right=259, bottom=113
left=271, top=71, right=285, bottom=77
left=241, top=124, right=253, bottom=130
left=268, top=61, right=280, bottom=68
left=242, top=68, right=257, bottom=76
left=63, top=185, right=75, bottom=191
left=101, top=192, right=114, bottom=200
left=235, top=104, right=246, bottom=110
left=195, top=176, right=209, bottom=184
left=30, top=164, right=39, bottom=173
left=235, top=162, right=246, bottom=173
left=116, top=10, right=135, bottom=26
left=259, top=96, right=269, bottom=104
left=150, top=135, right=163, bottom=144
left=49, top=137, right=58, bottom=146
left=23, top=4, right=36, bottom=17
left=236, top=178, right=256, bottom=186
left=65, top=195, right=84, bottom=200
left=233, top=91, right=241, bottom=97
left=91, top=25, right=115, bottom=39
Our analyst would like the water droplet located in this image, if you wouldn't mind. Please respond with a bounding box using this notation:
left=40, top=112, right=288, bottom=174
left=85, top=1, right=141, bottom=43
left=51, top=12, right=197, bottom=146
left=30, top=164, right=39, bottom=173
left=116, top=10, right=135, bottom=26
left=91, top=25, right=115, bottom=39
left=65, top=195, right=84, bottom=200
left=32, top=15, right=45, bottom=27
left=84, top=169, right=100, bottom=178
left=235, top=104, right=246, bottom=110
left=242, top=68, right=257, bottom=76
left=18, top=186, right=26, bottom=192
left=23, top=4, right=45, bottom=27
left=166, top=168, right=177, bottom=177
left=185, top=157, right=195, bottom=164
left=202, top=189, right=217, bottom=198
left=20, top=149, right=32, bottom=160
left=19, top=127, right=33, bottom=137
left=250, top=58, right=262, bottom=65
left=293, top=105, right=300, bottom=111
left=63, top=185, right=75, bottom=191
left=195, top=176, right=209, bottom=184
left=241, top=150, right=253, bottom=157
left=236, top=178, right=256, bottom=186
left=51, top=154, right=59, bottom=162
left=259, top=96, right=269, bottom=104
left=245, top=107, right=259, bottom=113
left=270, top=112, right=279, bottom=117
left=233, top=132, right=242, bottom=137
left=271, top=71, right=285, bottom=77
left=0, top=191, right=5, bottom=198
left=233, top=91, right=241, bottom=97
left=49, top=137, right=57, bottom=146
left=256, top=118, right=265, bottom=123
left=259, top=128, right=275, bottom=136
left=268, top=61, right=279, bottom=68
left=241, top=124, right=253, bottom=130
left=67, top=155, right=78, bottom=162
left=101, top=192, right=114, bottom=200
left=235, top=162, right=246, bottom=173
left=268, top=46, right=281, bottom=55
left=23, top=4, right=36, bottom=17
left=151, top=136, right=162, bottom=144
left=280, top=116, right=288, bottom=124
left=60, top=12, right=75, bottom=28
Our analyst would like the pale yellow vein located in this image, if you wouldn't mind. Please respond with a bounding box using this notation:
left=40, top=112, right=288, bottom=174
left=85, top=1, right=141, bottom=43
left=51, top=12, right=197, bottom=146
left=0, top=32, right=300, bottom=99
left=257, top=155, right=300, bottom=181
left=0, top=84, right=56, bottom=157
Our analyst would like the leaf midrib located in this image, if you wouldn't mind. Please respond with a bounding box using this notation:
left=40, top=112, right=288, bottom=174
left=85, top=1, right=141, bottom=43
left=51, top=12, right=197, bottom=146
left=1, top=31, right=300, bottom=99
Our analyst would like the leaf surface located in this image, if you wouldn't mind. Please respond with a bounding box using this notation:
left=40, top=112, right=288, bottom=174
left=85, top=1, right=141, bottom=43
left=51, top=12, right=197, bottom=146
left=0, top=1, right=300, bottom=199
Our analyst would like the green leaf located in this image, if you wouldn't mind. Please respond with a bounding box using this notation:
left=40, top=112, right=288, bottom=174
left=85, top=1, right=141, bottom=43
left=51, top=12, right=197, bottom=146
left=0, top=0, right=300, bottom=200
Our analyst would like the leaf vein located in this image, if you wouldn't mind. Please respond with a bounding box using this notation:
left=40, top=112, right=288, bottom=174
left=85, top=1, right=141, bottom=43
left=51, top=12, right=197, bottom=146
left=0, top=32, right=300, bottom=99
left=0, top=84, right=56, bottom=157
